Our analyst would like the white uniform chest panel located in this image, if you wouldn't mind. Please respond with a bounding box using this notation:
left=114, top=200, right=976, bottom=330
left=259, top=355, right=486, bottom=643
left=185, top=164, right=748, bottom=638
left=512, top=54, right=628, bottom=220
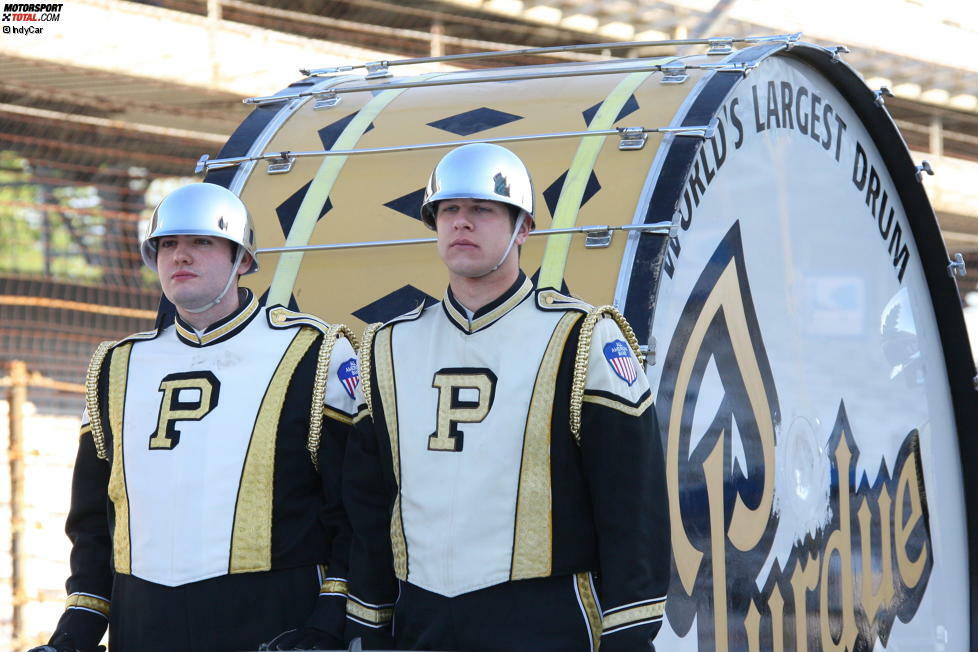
left=392, top=300, right=565, bottom=596
left=121, top=321, right=298, bottom=586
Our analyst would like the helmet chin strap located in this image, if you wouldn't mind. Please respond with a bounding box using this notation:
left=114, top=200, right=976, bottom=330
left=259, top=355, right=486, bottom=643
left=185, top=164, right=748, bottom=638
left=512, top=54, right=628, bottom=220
left=183, top=247, right=245, bottom=314
left=466, top=212, right=527, bottom=279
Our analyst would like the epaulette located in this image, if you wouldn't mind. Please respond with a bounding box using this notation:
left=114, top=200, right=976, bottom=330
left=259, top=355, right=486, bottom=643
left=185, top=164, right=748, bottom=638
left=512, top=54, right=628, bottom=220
left=84, top=330, right=157, bottom=461
left=535, top=288, right=591, bottom=314
left=267, top=305, right=332, bottom=335
left=380, top=301, right=428, bottom=328
left=569, top=305, right=645, bottom=445
left=268, top=307, right=358, bottom=470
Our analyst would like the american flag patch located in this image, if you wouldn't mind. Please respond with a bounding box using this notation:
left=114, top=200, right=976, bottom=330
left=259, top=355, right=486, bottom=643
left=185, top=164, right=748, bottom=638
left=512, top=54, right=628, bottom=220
left=603, top=340, right=637, bottom=386
left=337, top=357, right=360, bottom=399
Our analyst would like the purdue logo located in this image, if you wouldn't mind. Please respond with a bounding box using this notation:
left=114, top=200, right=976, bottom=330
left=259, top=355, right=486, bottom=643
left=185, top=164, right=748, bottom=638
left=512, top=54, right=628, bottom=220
left=658, top=223, right=932, bottom=651
left=428, top=368, right=497, bottom=452
left=149, top=371, right=220, bottom=450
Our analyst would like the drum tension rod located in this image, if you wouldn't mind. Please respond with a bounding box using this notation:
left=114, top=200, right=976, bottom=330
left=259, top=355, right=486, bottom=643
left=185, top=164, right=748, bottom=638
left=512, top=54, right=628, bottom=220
left=915, top=160, right=934, bottom=182
left=830, top=45, right=850, bottom=62
left=874, top=87, right=894, bottom=107
left=947, top=253, right=966, bottom=279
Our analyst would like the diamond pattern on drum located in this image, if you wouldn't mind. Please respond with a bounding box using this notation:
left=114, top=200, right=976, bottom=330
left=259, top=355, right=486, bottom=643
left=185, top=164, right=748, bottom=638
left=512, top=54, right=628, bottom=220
left=276, top=181, right=333, bottom=237
left=353, top=285, right=438, bottom=324
left=318, top=112, right=375, bottom=150
left=427, top=108, right=523, bottom=136
left=582, top=94, right=640, bottom=126
left=384, top=188, right=426, bottom=221
left=542, top=171, right=602, bottom=217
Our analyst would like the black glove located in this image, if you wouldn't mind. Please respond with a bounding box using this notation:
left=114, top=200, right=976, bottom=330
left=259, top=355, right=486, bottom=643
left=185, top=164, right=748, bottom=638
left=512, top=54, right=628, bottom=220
left=261, top=626, right=343, bottom=650
left=28, top=632, right=105, bottom=652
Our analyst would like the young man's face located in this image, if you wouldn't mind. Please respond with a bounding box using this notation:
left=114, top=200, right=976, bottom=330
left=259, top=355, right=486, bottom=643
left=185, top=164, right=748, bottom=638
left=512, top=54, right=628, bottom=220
left=435, top=198, right=528, bottom=279
left=156, top=234, right=246, bottom=312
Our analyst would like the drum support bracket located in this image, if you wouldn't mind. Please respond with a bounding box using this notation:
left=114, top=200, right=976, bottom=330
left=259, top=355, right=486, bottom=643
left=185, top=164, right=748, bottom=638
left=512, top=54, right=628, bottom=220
left=618, top=127, right=648, bottom=150
left=585, top=228, right=613, bottom=248
left=707, top=38, right=734, bottom=55
left=314, top=93, right=342, bottom=110
left=948, top=253, right=966, bottom=278
left=639, top=338, right=656, bottom=367
left=660, top=63, right=688, bottom=84
left=365, top=61, right=392, bottom=79
left=266, top=152, right=295, bottom=175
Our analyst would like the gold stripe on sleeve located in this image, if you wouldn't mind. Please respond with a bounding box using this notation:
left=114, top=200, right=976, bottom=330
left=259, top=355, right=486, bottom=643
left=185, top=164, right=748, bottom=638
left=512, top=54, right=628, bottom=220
left=582, top=391, right=654, bottom=417
left=66, top=592, right=110, bottom=617
left=602, top=600, right=666, bottom=632
left=511, top=311, right=581, bottom=580
left=320, top=579, right=349, bottom=595
left=229, top=328, right=318, bottom=573
left=347, top=598, right=394, bottom=625
left=106, top=342, right=133, bottom=574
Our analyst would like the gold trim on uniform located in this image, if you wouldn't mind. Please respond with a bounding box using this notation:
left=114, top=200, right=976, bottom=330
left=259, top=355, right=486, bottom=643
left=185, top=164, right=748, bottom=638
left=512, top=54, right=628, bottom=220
left=601, top=599, right=666, bottom=633
left=174, top=292, right=259, bottom=346
left=307, top=323, right=358, bottom=469
left=107, top=342, right=133, bottom=574
left=581, top=391, right=654, bottom=417
left=229, top=328, right=318, bottom=573
left=79, top=423, right=92, bottom=438
left=66, top=592, right=110, bottom=617
left=352, top=407, right=370, bottom=425
left=320, top=579, right=349, bottom=596
left=511, top=311, right=582, bottom=580
left=570, top=306, right=645, bottom=444
left=575, top=572, right=602, bottom=650
left=347, top=596, right=394, bottom=625
left=374, top=327, right=408, bottom=579
left=84, top=340, right=115, bottom=460
left=444, top=276, right=533, bottom=333
left=357, top=322, right=382, bottom=417
left=323, top=405, right=354, bottom=425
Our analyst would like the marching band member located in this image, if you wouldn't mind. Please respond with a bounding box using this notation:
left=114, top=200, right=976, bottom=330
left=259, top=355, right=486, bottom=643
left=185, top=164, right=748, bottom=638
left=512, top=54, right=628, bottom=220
left=34, top=183, right=361, bottom=652
left=346, top=144, right=670, bottom=651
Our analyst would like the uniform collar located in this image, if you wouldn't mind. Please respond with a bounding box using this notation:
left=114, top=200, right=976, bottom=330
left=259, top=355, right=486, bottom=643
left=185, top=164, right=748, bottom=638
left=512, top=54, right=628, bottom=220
left=173, top=289, right=259, bottom=347
left=443, top=272, right=533, bottom=334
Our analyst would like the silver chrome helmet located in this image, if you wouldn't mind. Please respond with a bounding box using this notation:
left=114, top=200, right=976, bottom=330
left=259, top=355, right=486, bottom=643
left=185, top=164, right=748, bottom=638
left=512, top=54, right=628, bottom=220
left=420, top=143, right=535, bottom=231
left=140, top=183, right=259, bottom=274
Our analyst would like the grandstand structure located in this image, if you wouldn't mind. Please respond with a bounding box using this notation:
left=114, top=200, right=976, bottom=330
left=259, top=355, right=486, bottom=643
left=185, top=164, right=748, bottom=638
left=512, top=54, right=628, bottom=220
left=0, top=0, right=976, bottom=647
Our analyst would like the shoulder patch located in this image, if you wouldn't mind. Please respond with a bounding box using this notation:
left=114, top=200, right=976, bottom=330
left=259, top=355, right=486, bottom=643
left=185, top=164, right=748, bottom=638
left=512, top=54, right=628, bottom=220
left=267, top=306, right=330, bottom=335
left=535, top=288, right=591, bottom=314
left=603, top=339, right=638, bottom=386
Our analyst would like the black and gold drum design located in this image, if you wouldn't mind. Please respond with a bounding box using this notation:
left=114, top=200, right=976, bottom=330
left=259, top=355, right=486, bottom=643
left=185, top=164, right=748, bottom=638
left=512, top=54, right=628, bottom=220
left=198, top=36, right=978, bottom=652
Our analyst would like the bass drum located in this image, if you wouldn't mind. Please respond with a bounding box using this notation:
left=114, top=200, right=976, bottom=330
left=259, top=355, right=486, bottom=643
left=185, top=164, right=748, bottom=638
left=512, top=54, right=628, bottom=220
left=204, top=40, right=978, bottom=651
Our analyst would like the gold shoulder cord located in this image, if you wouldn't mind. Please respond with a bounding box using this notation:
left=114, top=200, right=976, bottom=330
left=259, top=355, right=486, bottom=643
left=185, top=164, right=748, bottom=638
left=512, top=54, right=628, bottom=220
left=307, top=324, right=359, bottom=470
left=356, top=322, right=383, bottom=418
left=570, top=305, right=645, bottom=445
left=84, top=341, right=115, bottom=460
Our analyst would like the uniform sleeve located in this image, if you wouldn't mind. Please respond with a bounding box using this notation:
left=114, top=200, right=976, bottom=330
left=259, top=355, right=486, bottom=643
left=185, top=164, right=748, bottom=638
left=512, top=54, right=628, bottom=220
left=49, top=405, right=112, bottom=651
left=306, top=335, right=363, bottom=640
left=343, top=337, right=398, bottom=649
left=579, top=317, right=670, bottom=652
